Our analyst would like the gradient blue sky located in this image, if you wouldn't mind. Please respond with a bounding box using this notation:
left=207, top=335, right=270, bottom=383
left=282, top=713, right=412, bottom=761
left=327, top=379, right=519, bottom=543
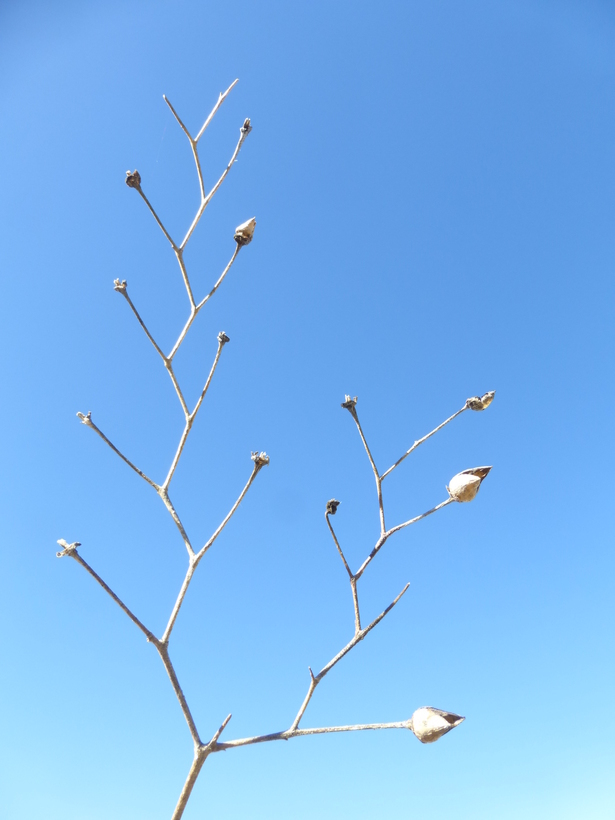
left=1, top=1, right=614, bottom=818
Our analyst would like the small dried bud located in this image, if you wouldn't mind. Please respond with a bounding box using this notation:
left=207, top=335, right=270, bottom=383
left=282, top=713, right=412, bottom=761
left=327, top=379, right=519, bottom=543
left=113, top=279, right=127, bottom=293
left=240, top=117, right=252, bottom=135
left=125, top=169, right=141, bottom=189
left=409, top=707, right=465, bottom=744
left=77, top=411, right=93, bottom=426
left=251, top=451, right=270, bottom=468
left=447, top=466, right=492, bottom=502
left=466, top=391, right=496, bottom=411
left=56, top=538, right=81, bottom=558
left=234, top=217, right=256, bottom=246
left=326, top=499, right=340, bottom=515
left=341, top=395, right=358, bottom=410
left=218, top=331, right=230, bottom=345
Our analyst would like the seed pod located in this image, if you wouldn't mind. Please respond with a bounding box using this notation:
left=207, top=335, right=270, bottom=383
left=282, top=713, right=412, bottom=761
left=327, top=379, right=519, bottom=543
left=234, top=217, right=256, bottom=246
left=447, top=466, right=492, bottom=502
left=125, top=170, right=141, bottom=189
left=326, top=499, right=340, bottom=515
left=466, top=391, right=495, bottom=411
left=409, top=707, right=465, bottom=744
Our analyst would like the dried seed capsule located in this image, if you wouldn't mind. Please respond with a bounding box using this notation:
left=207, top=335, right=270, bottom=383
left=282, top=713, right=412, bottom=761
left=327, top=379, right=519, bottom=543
left=447, top=466, right=492, bottom=502
left=125, top=170, right=141, bottom=189
left=409, top=707, right=465, bottom=744
left=234, top=217, right=256, bottom=246
left=466, top=391, right=495, bottom=411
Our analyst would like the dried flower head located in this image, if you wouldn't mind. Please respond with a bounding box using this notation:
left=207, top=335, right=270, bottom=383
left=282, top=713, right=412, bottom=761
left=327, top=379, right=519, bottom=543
left=125, top=169, right=141, bottom=189
left=234, top=217, right=256, bottom=246
left=241, top=117, right=252, bottom=135
left=113, top=279, right=127, bottom=293
left=466, top=391, right=496, bottom=411
left=56, top=539, right=81, bottom=558
left=326, top=499, right=341, bottom=515
left=409, top=707, right=465, bottom=744
left=218, top=331, right=230, bottom=345
left=77, top=411, right=93, bottom=426
left=447, top=466, right=492, bottom=502
left=341, top=395, right=358, bottom=410
left=251, top=451, right=270, bottom=468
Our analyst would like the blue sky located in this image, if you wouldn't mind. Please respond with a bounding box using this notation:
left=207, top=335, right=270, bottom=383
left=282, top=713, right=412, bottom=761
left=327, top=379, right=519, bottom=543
left=1, top=1, right=614, bottom=817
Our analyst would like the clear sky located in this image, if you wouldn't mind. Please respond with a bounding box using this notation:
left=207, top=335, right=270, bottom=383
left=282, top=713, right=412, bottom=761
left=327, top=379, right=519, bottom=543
left=1, top=1, right=614, bottom=818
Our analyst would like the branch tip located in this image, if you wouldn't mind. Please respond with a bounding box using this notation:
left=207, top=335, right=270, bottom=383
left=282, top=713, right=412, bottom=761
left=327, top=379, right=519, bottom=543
left=325, top=499, right=340, bottom=516
left=125, top=169, right=141, bottom=189
left=341, top=394, right=357, bottom=410
left=56, top=538, right=81, bottom=558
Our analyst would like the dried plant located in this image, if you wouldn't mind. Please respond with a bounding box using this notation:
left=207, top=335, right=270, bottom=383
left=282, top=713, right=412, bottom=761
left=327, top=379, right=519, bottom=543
left=57, top=80, right=495, bottom=819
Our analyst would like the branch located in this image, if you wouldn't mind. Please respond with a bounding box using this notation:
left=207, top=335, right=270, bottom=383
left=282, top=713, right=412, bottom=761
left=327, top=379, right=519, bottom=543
left=342, top=398, right=385, bottom=534
left=57, top=542, right=155, bottom=642
left=158, top=488, right=194, bottom=558
left=325, top=507, right=352, bottom=580
left=214, top=719, right=410, bottom=751
left=381, top=404, right=468, bottom=480
left=160, top=460, right=265, bottom=643
left=114, top=281, right=190, bottom=417
left=167, top=244, right=242, bottom=362
left=180, top=118, right=252, bottom=251
left=289, top=583, right=409, bottom=731
left=354, top=498, right=453, bottom=580
left=157, top=641, right=202, bottom=747
left=77, top=412, right=158, bottom=490
left=195, top=79, right=239, bottom=143
left=135, top=185, right=178, bottom=252
left=162, top=334, right=227, bottom=490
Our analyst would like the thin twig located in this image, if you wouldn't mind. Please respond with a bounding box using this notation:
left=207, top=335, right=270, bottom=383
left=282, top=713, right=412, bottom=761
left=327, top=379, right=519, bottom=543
left=195, top=463, right=263, bottom=562
left=289, top=583, right=409, bottom=731
left=168, top=245, right=241, bottom=361
left=170, top=750, right=209, bottom=820
left=158, top=488, right=194, bottom=558
left=214, top=720, right=410, bottom=751
left=157, top=642, right=202, bottom=747
left=162, top=338, right=226, bottom=490
left=77, top=412, right=159, bottom=490
left=63, top=549, right=156, bottom=642
left=136, top=187, right=178, bottom=251
left=180, top=123, right=251, bottom=250
left=354, top=498, right=453, bottom=580
left=195, top=79, right=239, bottom=143
left=346, top=405, right=385, bottom=534
left=381, top=405, right=468, bottom=480
left=325, top=512, right=353, bottom=580
left=174, top=249, right=196, bottom=308
left=119, top=287, right=167, bottom=361
left=161, top=463, right=264, bottom=642
left=350, top=577, right=361, bottom=634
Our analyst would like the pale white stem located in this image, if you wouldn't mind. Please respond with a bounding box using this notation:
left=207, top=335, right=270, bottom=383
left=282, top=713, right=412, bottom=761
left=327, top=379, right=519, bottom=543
left=354, top=498, right=453, bottom=580
left=381, top=405, right=468, bottom=480
left=164, top=361, right=190, bottom=419
left=215, top=720, right=410, bottom=751
left=195, top=79, right=239, bottom=143
left=163, top=94, right=193, bottom=141
left=385, top=497, right=454, bottom=537
left=289, top=583, right=409, bottom=731
left=162, top=464, right=263, bottom=642
left=167, top=245, right=241, bottom=362
left=136, top=187, right=178, bottom=251
left=350, top=577, right=361, bottom=634
left=63, top=548, right=156, bottom=642
left=170, top=750, right=209, bottom=820
left=325, top=512, right=353, bottom=580
left=162, top=340, right=225, bottom=490
left=180, top=126, right=251, bottom=251
left=77, top=413, right=159, bottom=490
left=174, top=248, right=196, bottom=309
left=346, top=406, right=385, bottom=534
left=120, top=288, right=167, bottom=361
left=195, top=464, right=262, bottom=562
left=157, top=641, right=202, bottom=747
left=195, top=244, right=241, bottom=311
left=158, top=488, right=194, bottom=558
